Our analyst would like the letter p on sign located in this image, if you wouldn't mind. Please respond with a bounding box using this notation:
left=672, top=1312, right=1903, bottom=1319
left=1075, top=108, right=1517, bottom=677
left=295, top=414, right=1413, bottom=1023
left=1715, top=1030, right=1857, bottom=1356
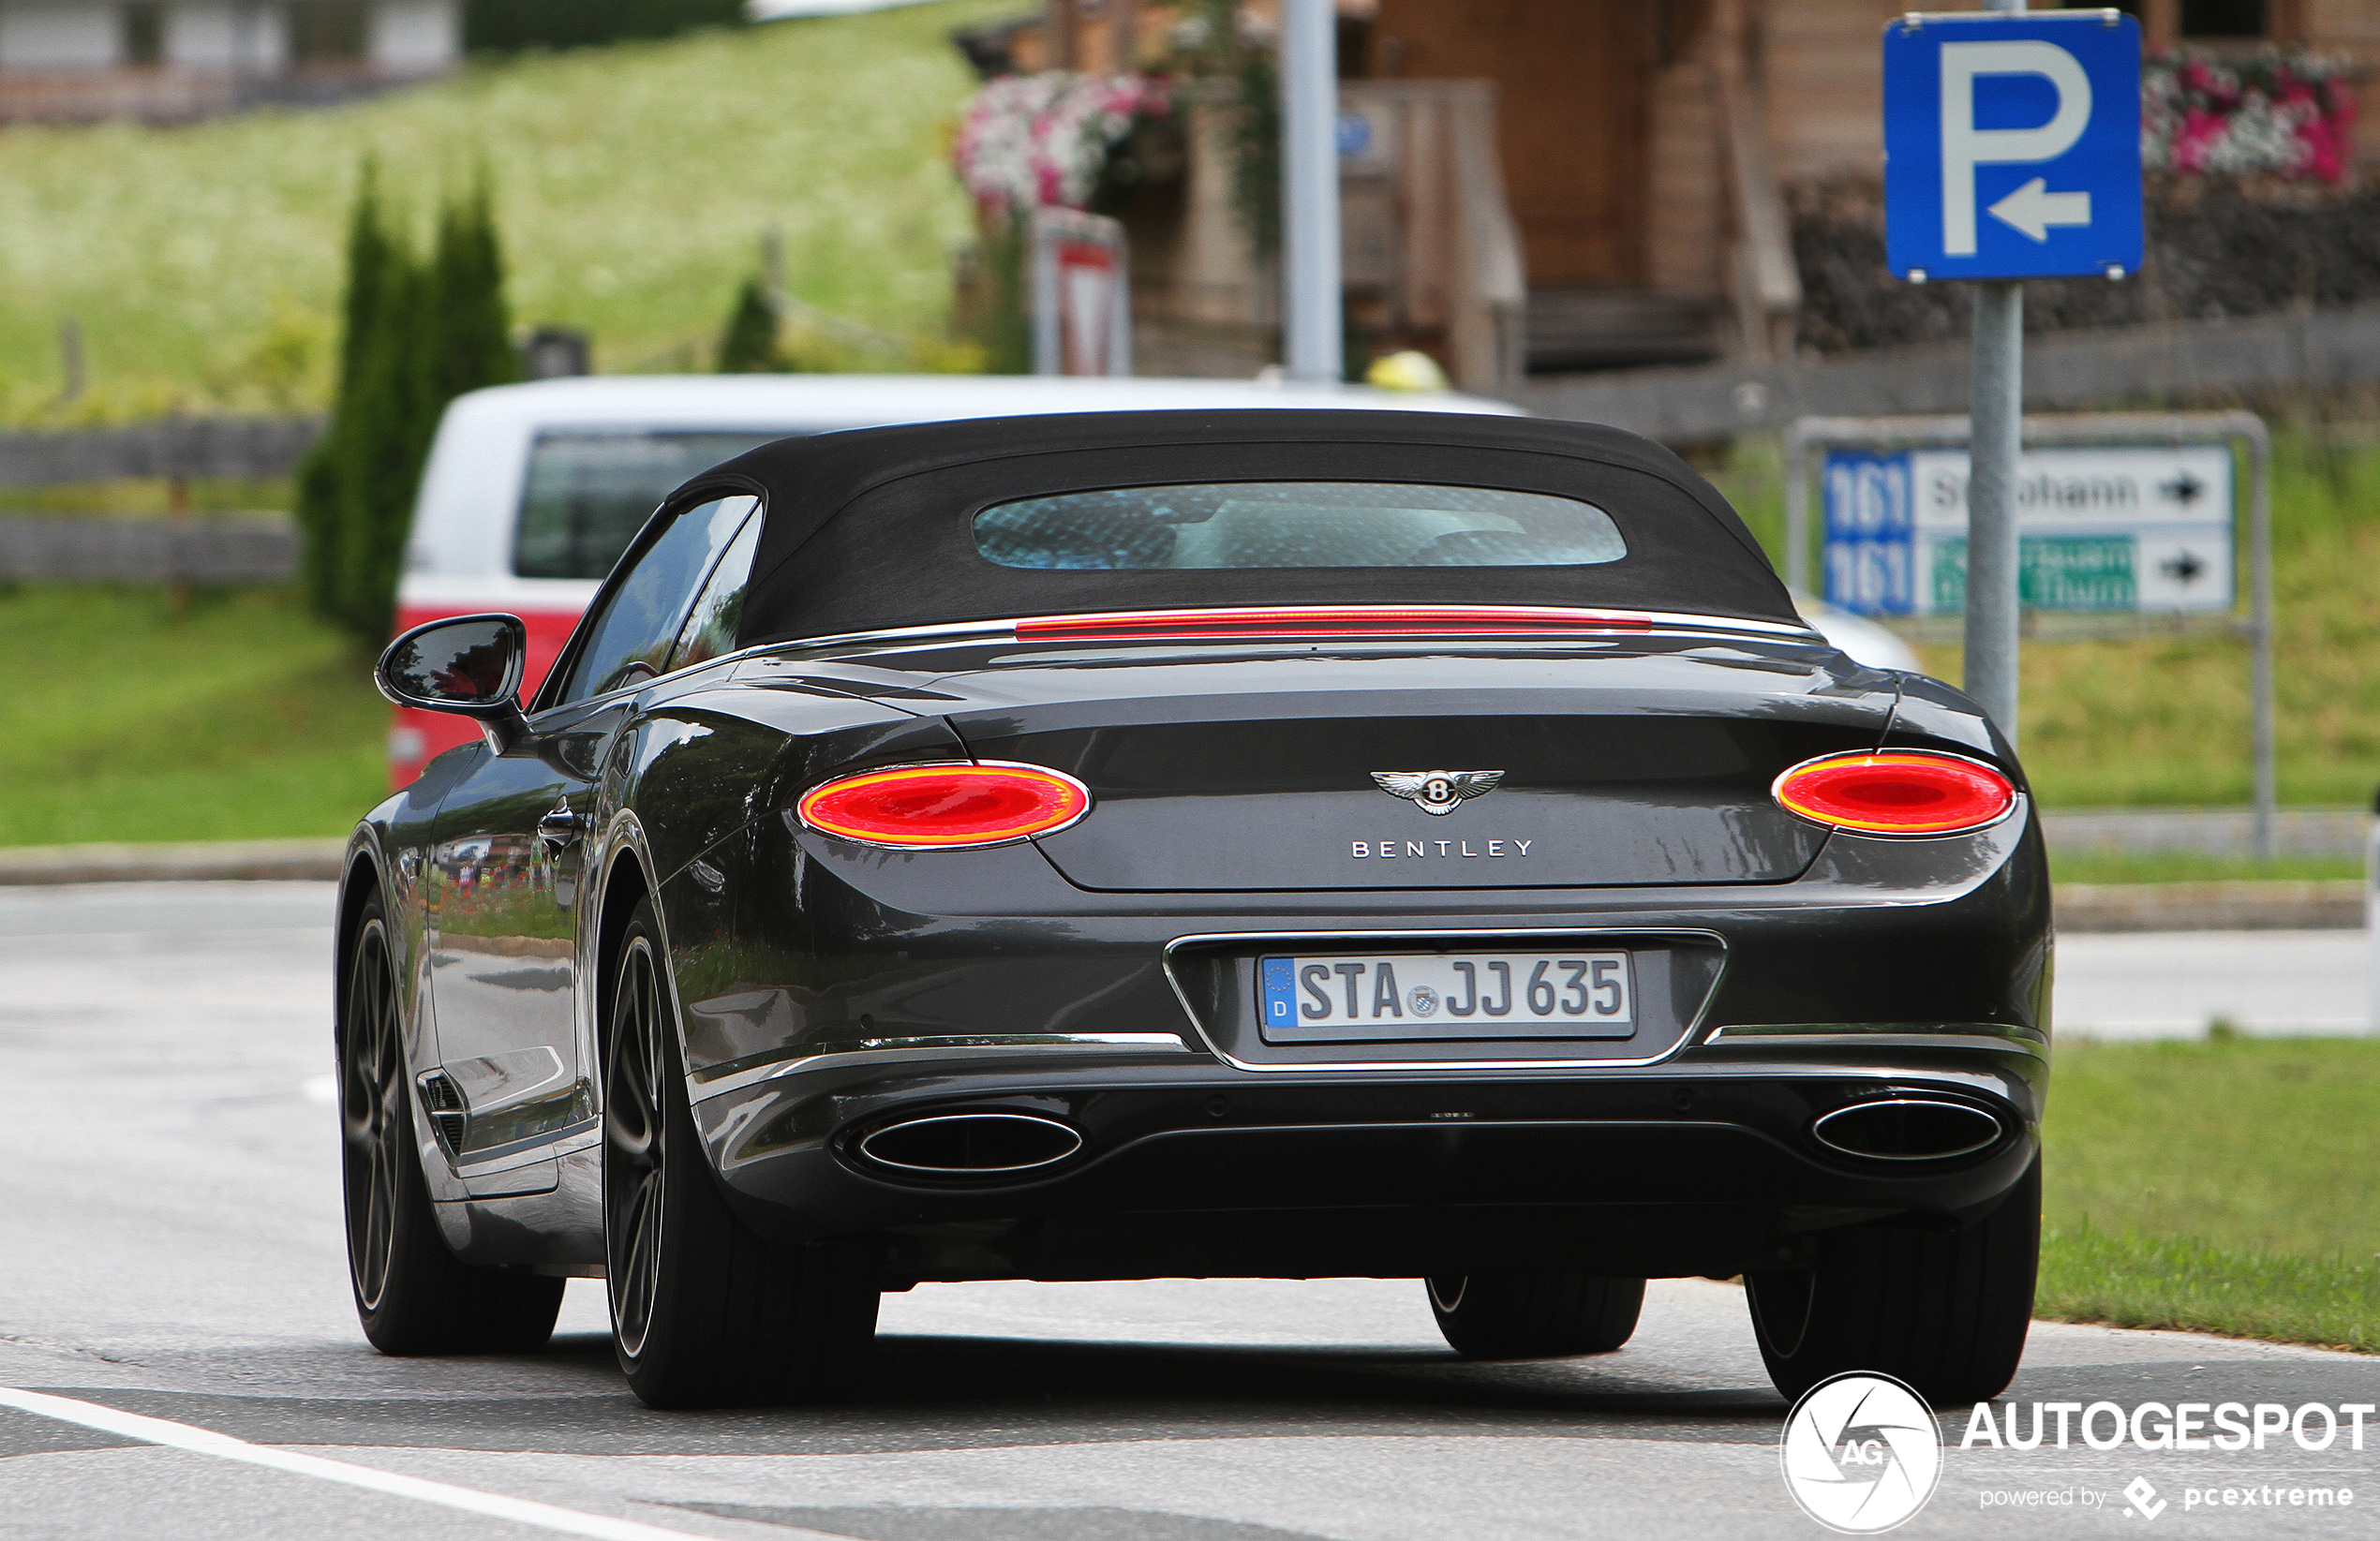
left=1883, top=11, right=2142, bottom=283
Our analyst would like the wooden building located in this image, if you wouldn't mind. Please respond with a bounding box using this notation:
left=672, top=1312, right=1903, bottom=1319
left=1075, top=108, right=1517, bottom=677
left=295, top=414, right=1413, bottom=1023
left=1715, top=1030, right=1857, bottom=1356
left=0, top=0, right=460, bottom=123
left=978, top=0, right=2380, bottom=391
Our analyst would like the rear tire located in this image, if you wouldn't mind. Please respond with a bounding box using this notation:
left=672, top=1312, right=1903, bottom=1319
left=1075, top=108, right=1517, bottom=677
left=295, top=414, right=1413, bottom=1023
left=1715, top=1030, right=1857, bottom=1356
left=1426, top=1273, right=1645, bottom=1358
left=603, top=896, right=879, bottom=1409
left=1744, top=1157, right=2040, bottom=1406
left=340, top=896, right=563, bottom=1356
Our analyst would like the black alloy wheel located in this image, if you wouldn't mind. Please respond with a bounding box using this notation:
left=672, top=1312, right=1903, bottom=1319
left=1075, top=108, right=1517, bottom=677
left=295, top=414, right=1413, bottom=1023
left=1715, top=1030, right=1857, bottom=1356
left=1743, top=1156, right=2040, bottom=1406
left=602, top=895, right=880, bottom=1408
left=340, top=896, right=563, bottom=1355
left=1425, top=1273, right=1646, bottom=1358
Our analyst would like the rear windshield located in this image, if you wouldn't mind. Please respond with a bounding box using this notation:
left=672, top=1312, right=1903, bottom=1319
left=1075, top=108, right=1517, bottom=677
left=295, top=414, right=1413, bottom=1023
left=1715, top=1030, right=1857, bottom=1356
left=513, top=431, right=790, bottom=579
left=973, top=482, right=1627, bottom=570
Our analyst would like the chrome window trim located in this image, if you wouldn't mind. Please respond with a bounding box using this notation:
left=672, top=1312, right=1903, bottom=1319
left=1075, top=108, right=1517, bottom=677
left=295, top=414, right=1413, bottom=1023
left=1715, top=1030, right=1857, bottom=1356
left=684, top=1031, right=1195, bottom=1104
left=744, top=605, right=1825, bottom=657
left=1159, top=926, right=1731, bottom=1074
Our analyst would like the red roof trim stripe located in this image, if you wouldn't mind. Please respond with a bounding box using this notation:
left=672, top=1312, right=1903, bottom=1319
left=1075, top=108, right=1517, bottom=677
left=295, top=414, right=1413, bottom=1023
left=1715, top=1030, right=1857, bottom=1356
left=1013, top=605, right=1659, bottom=641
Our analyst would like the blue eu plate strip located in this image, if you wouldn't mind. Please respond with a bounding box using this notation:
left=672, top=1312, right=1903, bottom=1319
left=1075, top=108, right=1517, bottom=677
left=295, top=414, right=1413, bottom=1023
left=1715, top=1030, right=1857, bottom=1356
left=1259, top=956, right=1298, bottom=1031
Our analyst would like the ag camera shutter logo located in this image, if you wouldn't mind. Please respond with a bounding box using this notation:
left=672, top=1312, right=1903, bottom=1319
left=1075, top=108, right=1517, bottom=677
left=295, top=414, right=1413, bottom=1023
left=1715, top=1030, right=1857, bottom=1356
left=1779, top=1372, right=1943, bottom=1533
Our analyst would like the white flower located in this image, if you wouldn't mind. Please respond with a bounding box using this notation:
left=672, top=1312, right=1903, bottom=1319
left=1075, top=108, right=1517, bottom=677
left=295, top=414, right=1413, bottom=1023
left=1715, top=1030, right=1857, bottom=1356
left=954, top=71, right=1170, bottom=214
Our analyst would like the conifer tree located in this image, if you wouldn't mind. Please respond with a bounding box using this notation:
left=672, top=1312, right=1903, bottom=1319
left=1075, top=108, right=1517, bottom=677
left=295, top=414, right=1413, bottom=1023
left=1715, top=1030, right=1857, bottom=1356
left=298, top=164, right=526, bottom=644
left=432, top=176, right=521, bottom=403
left=716, top=275, right=783, bottom=373
left=296, top=160, right=392, bottom=626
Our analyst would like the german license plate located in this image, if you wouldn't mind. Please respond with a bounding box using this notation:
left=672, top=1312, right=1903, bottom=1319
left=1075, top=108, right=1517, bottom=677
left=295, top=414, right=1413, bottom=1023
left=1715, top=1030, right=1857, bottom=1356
left=1257, top=951, right=1635, bottom=1044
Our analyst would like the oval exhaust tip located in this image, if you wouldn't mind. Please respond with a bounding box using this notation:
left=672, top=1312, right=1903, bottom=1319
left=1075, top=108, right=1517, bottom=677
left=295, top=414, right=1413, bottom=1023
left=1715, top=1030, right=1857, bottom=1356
left=855, top=1113, right=1082, bottom=1176
left=1812, top=1099, right=2002, bottom=1162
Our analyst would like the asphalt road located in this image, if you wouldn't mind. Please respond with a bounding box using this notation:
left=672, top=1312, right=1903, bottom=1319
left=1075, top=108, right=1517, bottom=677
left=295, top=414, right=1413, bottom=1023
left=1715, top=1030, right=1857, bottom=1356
left=2055, top=931, right=2368, bottom=1038
left=1, top=882, right=2375, bottom=1540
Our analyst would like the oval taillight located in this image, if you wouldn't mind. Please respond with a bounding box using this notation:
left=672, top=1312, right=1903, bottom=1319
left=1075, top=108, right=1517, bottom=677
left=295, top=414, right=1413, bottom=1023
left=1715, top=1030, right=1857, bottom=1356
left=796, top=762, right=1091, bottom=849
left=1772, top=751, right=2016, bottom=837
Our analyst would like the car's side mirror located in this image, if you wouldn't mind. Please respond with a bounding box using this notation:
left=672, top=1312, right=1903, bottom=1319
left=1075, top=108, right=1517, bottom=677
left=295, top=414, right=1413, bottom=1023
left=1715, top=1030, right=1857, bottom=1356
left=377, top=613, right=532, bottom=755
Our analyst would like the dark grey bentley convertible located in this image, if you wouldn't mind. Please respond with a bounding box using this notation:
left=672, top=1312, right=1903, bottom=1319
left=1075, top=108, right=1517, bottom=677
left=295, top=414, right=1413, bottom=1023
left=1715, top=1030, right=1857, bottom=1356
left=343, top=409, right=2049, bottom=1409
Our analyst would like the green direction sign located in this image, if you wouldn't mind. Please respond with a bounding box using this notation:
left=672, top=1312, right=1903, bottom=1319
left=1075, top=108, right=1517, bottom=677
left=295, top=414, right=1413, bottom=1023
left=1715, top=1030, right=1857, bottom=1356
left=1929, top=536, right=2136, bottom=613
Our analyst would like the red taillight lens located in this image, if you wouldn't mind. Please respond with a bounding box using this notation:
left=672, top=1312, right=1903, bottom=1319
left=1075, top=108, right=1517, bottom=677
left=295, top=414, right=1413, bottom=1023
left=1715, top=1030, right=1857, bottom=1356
left=796, top=762, right=1091, bottom=848
left=1772, top=751, right=2016, bottom=837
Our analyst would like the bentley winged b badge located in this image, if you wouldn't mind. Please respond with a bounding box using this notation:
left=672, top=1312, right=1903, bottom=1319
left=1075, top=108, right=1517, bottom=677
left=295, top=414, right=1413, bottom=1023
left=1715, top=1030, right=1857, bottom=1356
left=1371, top=769, right=1505, bottom=816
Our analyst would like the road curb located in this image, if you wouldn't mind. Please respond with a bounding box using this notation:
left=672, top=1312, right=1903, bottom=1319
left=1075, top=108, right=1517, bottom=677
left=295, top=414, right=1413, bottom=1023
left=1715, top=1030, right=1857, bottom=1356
left=2057, top=880, right=2364, bottom=933
left=0, top=838, right=348, bottom=885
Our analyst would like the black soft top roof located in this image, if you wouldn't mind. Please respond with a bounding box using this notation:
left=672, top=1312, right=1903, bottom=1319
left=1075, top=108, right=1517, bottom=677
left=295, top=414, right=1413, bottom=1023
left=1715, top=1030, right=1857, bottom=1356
left=687, top=409, right=1797, bottom=644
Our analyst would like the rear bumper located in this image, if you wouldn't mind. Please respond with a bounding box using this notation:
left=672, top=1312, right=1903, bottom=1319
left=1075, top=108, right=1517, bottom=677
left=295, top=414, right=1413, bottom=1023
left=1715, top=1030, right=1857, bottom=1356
left=669, top=784, right=2051, bottom=1283
left=693, top=1047, right=2041, bottom=1283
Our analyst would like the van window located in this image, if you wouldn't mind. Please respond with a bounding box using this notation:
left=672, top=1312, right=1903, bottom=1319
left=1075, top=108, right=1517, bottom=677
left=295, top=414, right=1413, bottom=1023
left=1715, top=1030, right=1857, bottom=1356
left=513, top=432, right=790, bottom=580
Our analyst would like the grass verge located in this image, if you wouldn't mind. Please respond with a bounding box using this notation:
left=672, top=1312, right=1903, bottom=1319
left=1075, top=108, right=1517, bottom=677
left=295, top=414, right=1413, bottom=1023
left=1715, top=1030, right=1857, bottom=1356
left=0, top=583, right=383, bottom=846
left=2037, top=1037, right=2380, bottom=1351
left=2047, top=851, right=2363, bottom=884
left=2039, top=1225, right=2380, bottom=1353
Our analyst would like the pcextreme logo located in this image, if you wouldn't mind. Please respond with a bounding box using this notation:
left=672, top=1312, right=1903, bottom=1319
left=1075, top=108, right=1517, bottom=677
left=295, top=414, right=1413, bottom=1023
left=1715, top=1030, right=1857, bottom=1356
left=1779, top=1372, right=1944, bottom=1534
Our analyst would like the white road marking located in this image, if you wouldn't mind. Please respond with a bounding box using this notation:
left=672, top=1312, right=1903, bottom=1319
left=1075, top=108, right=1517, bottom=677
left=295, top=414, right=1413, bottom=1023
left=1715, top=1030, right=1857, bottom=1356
left=0, top=1386, right=730, bottom=1541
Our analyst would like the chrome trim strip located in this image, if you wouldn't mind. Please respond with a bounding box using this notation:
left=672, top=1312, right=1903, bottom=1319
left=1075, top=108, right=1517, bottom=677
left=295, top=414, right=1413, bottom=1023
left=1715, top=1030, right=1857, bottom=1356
left=685, top=1031, right=1194, bottom=1104
left=855, top=1112, right=1083, bottom=1175
left=1158, top=926, right=1730, bottom=1074
left=1707, top=1021, right=2048, bottom=1048
left=1810, top=1099, right=2005, bottom=1162
left=750, top=607, right=1825, bottom=657
left=454, top=1119, right=601, bottom=1177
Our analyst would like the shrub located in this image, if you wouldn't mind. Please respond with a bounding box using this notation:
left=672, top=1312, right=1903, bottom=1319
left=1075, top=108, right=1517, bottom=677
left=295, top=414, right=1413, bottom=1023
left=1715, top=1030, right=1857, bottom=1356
left=464, top=0, right=743, bottom=53
left=297, top=165, right=520, bottom=645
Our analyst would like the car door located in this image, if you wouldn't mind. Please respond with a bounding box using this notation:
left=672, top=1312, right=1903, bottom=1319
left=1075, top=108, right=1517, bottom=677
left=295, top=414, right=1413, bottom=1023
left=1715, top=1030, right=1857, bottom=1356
left=424, top=493, right=761, bottom=1194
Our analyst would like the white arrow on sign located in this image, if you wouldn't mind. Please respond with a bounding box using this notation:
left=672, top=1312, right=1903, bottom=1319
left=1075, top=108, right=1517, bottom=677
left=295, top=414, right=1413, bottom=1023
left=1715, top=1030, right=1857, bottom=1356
left=1987, top=177, right=2092, bottom=242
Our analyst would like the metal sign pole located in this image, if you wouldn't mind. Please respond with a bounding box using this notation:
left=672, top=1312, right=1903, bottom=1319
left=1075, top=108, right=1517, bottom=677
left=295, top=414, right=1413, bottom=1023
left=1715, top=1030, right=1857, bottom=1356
left=1964, top=0, right=2028, bottom=737
left=2248, top=425, right=2276, bottom=860
left=1279, top=0, right=1341, bottom=384
left=1967, top=280, right=2024, bottom=733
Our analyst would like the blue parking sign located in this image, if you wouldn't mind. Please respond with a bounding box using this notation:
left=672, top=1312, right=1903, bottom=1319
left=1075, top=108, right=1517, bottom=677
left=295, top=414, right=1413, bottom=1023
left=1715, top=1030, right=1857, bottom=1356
left=1883, top=10, right=2142, bottom=283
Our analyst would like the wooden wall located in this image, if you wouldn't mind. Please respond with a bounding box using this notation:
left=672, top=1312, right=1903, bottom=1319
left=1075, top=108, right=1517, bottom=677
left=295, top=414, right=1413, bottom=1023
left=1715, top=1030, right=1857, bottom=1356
left=1644, top=46, right=1726, bottom=300
left=1372, top=0, right=1651, bottom=288
left=2303, top=0, right=2380, bottom=169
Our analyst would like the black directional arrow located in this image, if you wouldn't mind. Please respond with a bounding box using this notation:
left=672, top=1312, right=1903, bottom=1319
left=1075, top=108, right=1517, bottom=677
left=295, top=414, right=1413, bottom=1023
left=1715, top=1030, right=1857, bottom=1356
left=2160, top=549, right=2207, bottom=585
left=2160, top=471, right=2207, bottom=507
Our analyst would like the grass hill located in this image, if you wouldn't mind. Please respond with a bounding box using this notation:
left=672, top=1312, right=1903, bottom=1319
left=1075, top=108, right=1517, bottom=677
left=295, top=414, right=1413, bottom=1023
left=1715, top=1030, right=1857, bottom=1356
left=0, top=0, right=1017, bottom=426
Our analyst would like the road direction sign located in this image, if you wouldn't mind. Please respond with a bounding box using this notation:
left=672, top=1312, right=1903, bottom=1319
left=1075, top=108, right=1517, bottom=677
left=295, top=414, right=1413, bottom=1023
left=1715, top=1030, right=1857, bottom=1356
left=1883, top=9, right=2142, bottom=282
left=1822, top=444, right=2233, bottom=617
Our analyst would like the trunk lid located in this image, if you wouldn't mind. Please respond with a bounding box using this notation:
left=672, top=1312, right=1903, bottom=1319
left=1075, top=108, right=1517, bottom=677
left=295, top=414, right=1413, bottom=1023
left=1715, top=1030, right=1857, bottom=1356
left=923, top=645, right=1896, bottom=892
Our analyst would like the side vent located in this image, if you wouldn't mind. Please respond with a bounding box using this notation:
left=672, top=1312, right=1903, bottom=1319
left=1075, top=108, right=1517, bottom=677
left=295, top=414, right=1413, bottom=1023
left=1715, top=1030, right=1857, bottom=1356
left=417, top=1070, right=468, bottom=1159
